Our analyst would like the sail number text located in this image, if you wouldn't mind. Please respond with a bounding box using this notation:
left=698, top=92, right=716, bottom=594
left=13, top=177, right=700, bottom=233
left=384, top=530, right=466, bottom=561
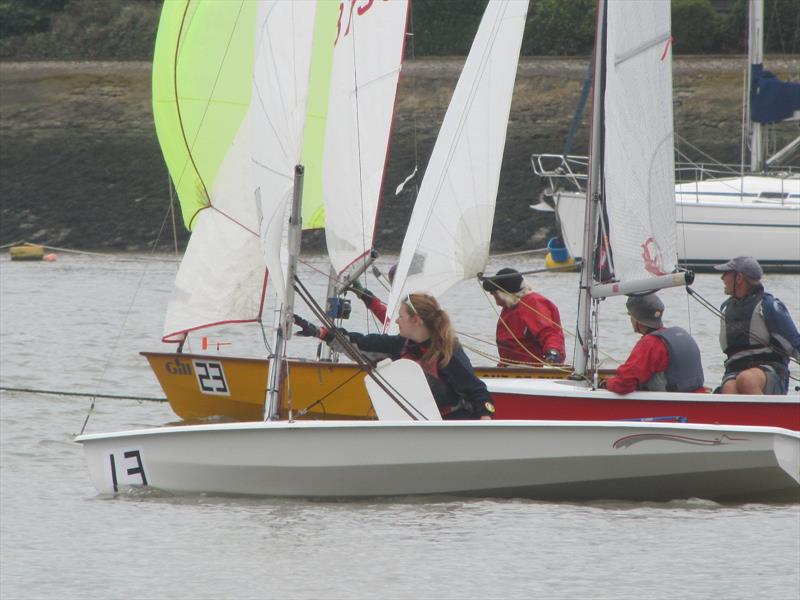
left=335, top=0, right=387, bottom=46
left=192, top=360, right=230, bottom=395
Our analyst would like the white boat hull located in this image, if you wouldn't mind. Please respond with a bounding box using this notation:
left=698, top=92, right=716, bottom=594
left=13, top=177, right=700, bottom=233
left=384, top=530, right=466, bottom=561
left=76, top=420, right=800, bottom=502
left=553, top=175, right=800, bottom=270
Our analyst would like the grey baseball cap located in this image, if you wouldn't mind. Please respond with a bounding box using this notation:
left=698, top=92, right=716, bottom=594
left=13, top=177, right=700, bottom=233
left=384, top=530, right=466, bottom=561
left=626, top=293, right=664, bottom=329
left=713, top=256, right=763, bottom=282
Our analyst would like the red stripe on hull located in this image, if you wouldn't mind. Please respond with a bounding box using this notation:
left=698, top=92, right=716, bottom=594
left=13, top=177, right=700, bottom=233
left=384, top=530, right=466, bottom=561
left=492, top=393, right=800, bottom=430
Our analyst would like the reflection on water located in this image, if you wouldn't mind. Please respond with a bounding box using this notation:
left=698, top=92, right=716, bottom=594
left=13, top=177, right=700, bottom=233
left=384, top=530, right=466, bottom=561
left=1, top=253, right=799, bottom=599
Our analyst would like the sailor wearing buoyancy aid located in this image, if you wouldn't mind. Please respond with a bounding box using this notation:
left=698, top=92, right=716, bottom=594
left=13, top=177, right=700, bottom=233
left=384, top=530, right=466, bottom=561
left=293, top=293, right=494, bottom=419
left=714, top=256, right=800, bottom=395
left=606, top=293, right=705, bottom=395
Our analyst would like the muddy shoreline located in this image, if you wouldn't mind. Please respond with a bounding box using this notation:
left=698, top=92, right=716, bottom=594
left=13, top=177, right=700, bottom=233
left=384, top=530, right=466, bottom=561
left=1, top=57, right=797, bottom=253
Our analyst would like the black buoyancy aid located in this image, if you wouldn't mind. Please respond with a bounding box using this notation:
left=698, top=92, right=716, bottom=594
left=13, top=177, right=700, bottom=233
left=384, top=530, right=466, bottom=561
left=719, top=288, right=785, bottom=371
left=649, top=327, right=704, bottom=392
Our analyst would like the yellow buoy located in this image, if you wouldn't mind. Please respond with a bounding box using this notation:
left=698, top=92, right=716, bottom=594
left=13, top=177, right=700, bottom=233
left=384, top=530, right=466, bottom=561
left=10, top=243, right=45, bottom=261
left=545, top=252, right=576, bottom=270
left=545, top=236, right=577, bottom=270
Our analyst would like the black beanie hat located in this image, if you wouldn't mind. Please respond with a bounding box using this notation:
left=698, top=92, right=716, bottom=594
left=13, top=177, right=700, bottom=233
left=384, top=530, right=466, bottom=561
left=482, top=268, right=523, bottom=294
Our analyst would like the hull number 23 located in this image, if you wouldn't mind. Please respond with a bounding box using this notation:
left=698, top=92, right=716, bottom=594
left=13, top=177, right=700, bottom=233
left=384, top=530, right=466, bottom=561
left=192, top=360, right=230, bottom=395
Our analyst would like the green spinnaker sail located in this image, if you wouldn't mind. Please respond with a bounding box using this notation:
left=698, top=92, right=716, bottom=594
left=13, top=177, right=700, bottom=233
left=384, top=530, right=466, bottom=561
left=152, top=0, right=333, bottom=232
left=152, top=0, right=257, bottom=231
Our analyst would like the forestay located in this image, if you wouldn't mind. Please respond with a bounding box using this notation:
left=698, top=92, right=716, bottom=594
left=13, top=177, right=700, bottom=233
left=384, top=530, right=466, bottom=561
left=385, top=0, right=528, bottom=329
left=599, top=0, right=678, bottom=284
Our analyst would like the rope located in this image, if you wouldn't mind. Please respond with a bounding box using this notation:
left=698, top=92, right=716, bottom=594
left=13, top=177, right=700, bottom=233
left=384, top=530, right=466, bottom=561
left=78, top=177, right=181, bottom=434
left=1, top=386, right=166, bottom=403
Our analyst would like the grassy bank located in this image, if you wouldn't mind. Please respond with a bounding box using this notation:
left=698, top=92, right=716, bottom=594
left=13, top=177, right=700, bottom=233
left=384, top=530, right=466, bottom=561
left=1, top=57, right=798, bottom=252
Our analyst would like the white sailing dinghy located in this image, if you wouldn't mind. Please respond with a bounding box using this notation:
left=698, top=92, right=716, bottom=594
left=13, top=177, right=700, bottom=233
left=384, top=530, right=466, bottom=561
left=77, top=0, right=799, bottom=502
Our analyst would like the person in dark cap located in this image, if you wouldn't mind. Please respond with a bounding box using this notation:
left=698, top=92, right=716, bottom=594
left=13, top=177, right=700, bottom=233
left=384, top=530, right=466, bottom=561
left=482, top=267, right=565, bottom=366
left=606, top=293, right=705, bottom=394
left=714, top=256, right=800, bottom=394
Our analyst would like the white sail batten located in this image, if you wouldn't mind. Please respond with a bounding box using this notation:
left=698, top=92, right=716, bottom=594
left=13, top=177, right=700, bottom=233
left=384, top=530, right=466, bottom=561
left=385, top=0, right=528, bottom=329
left=251, top=1, right=318, bottom=301
left=602, top=0, right=677, bottom=284
left=323, top=1, right=408, bottom=279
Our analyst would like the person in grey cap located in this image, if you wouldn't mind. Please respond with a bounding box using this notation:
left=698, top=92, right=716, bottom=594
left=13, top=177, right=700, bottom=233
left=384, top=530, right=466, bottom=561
left=605, top=293, right=705, bottom=394
left=714, top=256, right=800, bottom=394
left=482, top=267, right=565, bottom=366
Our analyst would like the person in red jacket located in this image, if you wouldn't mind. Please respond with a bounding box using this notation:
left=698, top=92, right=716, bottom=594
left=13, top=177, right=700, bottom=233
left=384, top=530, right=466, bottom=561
left=606, top=293, right=705, bottom=394
left=482, top=267, right=565, bottom=366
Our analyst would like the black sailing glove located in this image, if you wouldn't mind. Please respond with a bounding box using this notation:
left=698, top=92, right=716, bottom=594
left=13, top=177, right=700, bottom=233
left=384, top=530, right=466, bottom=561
left=350, top=280, right=377, bottom=308
left=293, top=314, right=320, bottom=338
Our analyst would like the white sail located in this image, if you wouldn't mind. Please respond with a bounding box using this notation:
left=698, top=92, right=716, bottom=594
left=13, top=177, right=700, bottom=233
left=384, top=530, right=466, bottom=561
left=323, top=0, right=408, bottom=279
left=158, top=1, right=269, bottom=341
left=252, top=1, right=319, bottom=301
left=385, top=0, right=528, bottom=328
left=601, top=0, right=677, bottom=283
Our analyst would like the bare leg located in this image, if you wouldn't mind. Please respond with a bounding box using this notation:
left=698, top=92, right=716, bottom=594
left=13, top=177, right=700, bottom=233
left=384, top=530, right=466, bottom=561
left=727, top=367, right=767, bottom=394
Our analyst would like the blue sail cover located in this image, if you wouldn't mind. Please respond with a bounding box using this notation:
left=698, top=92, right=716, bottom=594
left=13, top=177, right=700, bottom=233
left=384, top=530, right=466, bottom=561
left=750, top=64, right=800, bottom=123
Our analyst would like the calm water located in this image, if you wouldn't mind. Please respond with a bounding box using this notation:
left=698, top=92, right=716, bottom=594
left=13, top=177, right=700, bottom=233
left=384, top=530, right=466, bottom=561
left=1, top=252, right=799, bottom=599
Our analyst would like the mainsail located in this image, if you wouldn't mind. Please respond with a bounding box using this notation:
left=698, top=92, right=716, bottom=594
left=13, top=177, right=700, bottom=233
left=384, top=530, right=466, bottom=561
left=385, top=0, right=529, bottom=328
left=576, top=0, right=687, bottom=375
left=322, top=1, right=409, bottom=279
left=598, top=0, right=677, bottom=284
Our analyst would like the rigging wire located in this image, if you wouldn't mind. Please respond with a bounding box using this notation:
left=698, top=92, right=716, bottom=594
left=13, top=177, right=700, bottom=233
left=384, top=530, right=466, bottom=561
left=78, top=187, right=180, bottom=435
left=2, top=386, right=166, bottom=403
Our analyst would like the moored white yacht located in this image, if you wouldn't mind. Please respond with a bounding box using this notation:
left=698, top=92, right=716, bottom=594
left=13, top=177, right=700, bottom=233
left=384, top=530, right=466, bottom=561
left=531, top=158, right=800, bottom=271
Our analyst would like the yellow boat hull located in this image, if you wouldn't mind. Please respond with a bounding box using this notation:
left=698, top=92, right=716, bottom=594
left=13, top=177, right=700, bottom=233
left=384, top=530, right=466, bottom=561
left=142, top=351, right=579, bottom=422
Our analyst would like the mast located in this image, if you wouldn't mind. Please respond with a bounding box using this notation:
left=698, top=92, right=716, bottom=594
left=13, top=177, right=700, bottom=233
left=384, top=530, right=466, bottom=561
left=575, top=0, right=607, bottom=378
left=748, top=0, right=764, bottom=172
left=264, top=165, right=305, bottom=420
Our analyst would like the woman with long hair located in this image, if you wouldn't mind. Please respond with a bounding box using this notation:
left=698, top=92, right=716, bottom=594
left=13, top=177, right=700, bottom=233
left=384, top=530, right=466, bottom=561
left=294, top=293, right=494, bottom=419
